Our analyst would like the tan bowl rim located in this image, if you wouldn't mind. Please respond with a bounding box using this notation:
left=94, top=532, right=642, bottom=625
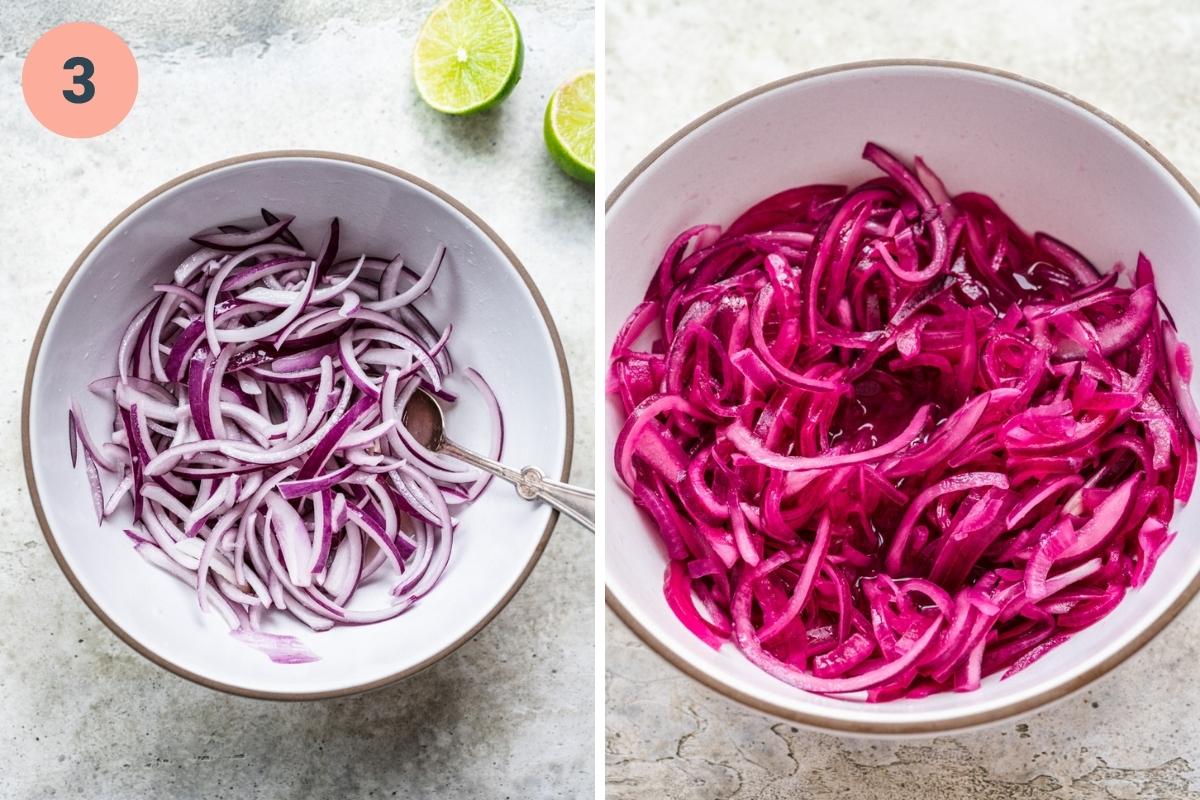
left=23, top=149, right=574, bottom=701
left=604, top=57, right=1200, bottom=735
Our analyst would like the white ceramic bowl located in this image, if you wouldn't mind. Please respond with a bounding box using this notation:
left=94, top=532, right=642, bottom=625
left=25, top=151, right=572, bottom=699
left=605, top=60, right=1200, bottom=735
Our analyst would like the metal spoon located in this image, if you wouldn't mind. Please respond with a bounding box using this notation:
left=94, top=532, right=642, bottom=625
left=402, top=390, right=594, bottom=531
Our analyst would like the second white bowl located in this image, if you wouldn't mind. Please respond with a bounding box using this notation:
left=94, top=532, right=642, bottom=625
left=605, top=60, right=1200, bottom=735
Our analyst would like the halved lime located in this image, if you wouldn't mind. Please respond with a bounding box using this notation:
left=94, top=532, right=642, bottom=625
left=544, top=70, right=595, bottom=183
left=413, top=0, right=523, bottom=115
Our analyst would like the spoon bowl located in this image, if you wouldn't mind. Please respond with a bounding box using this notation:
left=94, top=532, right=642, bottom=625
left=401, top=388, right=448, bottom=451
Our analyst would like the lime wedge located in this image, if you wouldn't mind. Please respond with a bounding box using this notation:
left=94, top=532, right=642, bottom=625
left=544, top=70, right=595, bottom=183
left=413, top=0, right=523, bottom=115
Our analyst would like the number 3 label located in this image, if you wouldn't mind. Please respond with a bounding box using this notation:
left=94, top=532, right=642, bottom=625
left=62, top=56, right=96, bottom=104
left=22, top=23, right=137, bottom=138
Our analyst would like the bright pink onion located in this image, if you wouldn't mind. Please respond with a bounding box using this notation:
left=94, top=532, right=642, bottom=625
left=610, top=143, right=1196, bottom=699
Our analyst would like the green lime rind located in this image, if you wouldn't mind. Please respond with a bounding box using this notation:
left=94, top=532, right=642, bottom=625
left=545, top=70, right=595, bottom=183
left=413, top=0, right=524, bottom=116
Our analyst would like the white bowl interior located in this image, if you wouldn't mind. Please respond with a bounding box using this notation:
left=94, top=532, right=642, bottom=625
left=605, top=64, right=1200, bottom=731
left=30, top=155, right=568, bottom=696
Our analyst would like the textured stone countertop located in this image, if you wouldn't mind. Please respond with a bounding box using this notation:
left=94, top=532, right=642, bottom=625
left=606, top=1, right=1200, bottom=798
left=0, top=1, right=593, bottom=798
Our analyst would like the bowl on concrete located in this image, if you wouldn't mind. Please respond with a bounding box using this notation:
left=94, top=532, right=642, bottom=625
left=605, top=60, right=1200, bottom=735
left=25, top=151, right=572, bottom=699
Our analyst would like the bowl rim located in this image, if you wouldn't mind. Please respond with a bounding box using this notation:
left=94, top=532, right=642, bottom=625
left=23, top=149, right=575, bottom=701
left=604, top=57, right=1200, bottom=735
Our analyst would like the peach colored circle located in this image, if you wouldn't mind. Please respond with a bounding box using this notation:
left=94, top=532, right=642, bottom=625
left=22, top=23, right=138, bottom=139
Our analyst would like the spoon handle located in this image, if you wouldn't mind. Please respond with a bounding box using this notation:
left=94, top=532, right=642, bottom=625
left=517, top=470, right=595, bottom=532
left=441, top=440, right=595, bottom=532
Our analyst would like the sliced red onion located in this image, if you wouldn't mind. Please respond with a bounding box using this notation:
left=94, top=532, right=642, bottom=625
left=174, top=248, right=225, bottom=285
left=190, top=215, right=295, bottom=251
left=463, top=367, right=504, bottom=499
left=230, top=629, right=319, bottom=664
left=70, top=213, right=501, bottom=661
left=364, top=245, right=445, bottom=311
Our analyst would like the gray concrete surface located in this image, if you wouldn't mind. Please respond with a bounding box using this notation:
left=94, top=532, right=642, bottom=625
left=0, top=1, right=594, bottom=798
left=606, top=1, right=1200, bottom=797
